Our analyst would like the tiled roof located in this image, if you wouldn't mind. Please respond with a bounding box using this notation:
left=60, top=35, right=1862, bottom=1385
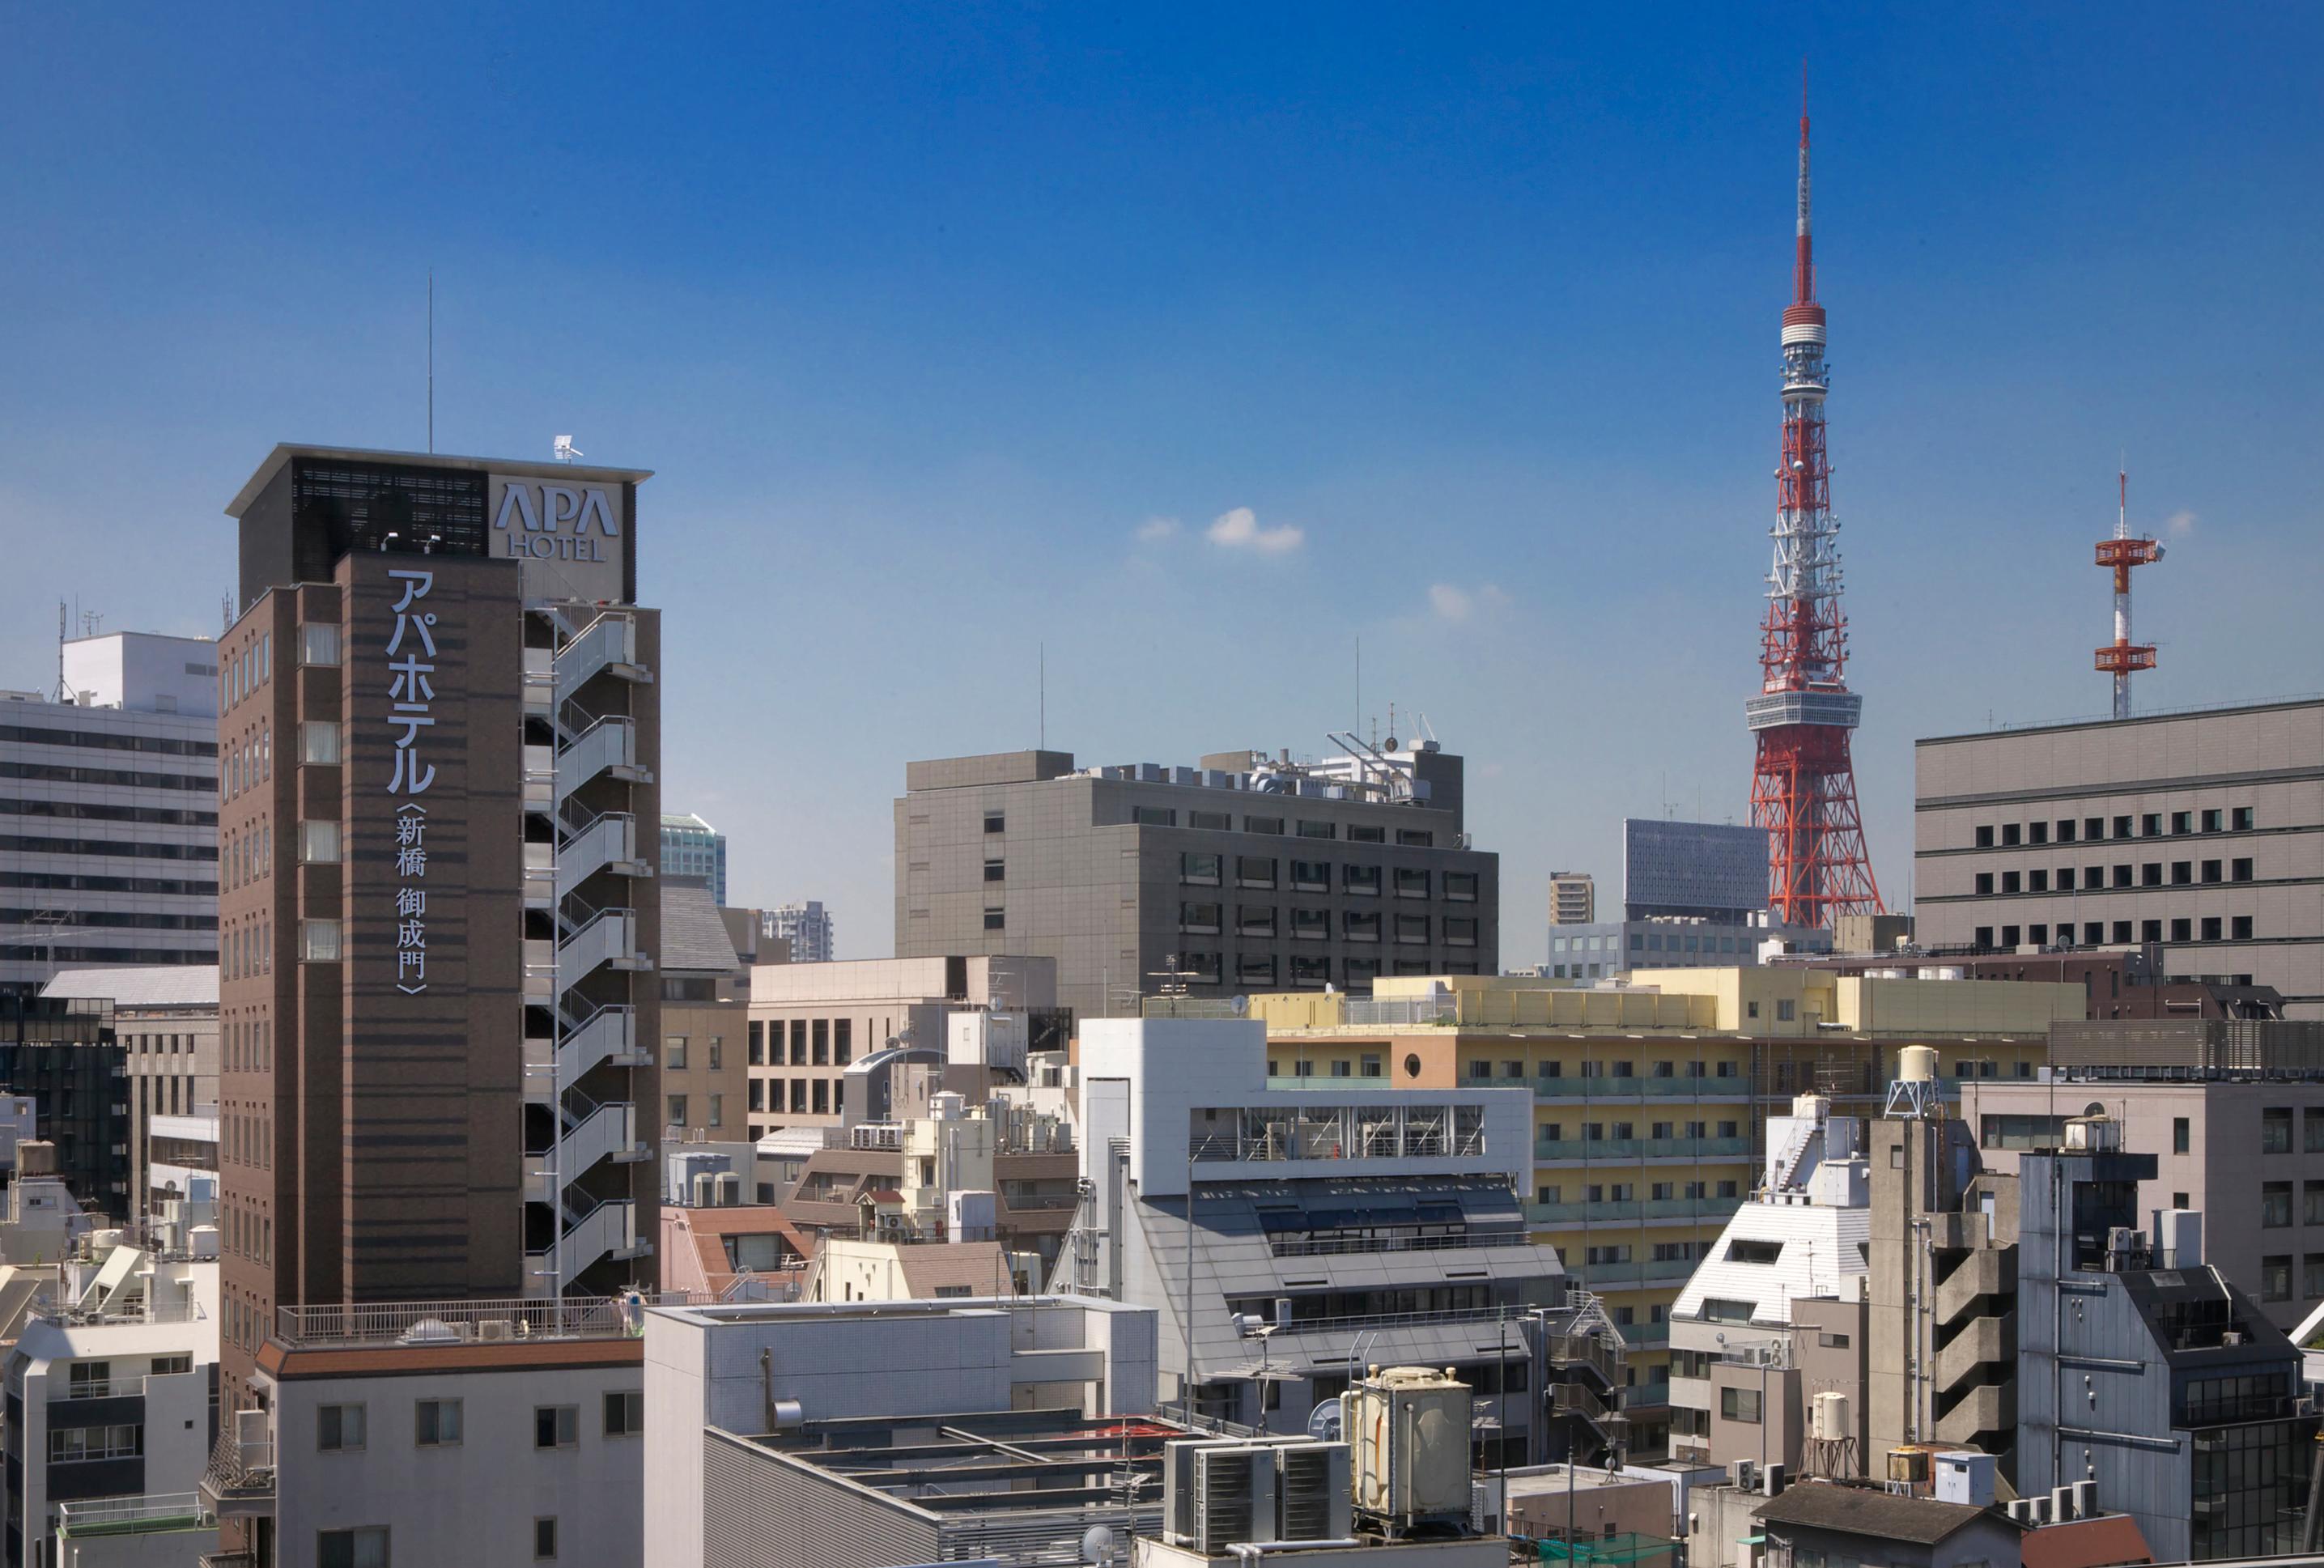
left=660, top=881, right=741, bottom=974
left=1755, top=1484, right=2014, bottom=1545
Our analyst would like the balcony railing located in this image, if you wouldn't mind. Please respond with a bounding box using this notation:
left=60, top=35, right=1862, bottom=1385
left=1526, top=1196, right=1744, bottom=1226
left=54, top=1375, right=149, bottom=1400
left=1562, top=1256, right=1700, bottom=1286
left=1267, top=1230, right=1535, bottom=1259
left=274, top=1292, right=656, bottom=1349
left=56, top=1492, right=213, bottom=1536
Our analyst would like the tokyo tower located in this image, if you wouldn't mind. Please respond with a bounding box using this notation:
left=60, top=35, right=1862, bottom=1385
left=1745, top=99, right=1883, bottom=928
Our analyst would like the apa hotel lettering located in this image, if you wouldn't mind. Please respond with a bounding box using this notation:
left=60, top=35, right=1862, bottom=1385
left=493, top=482, right=620, bottom=561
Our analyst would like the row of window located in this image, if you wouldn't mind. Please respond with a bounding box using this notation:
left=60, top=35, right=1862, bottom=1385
left=1973, top=916, right=2258, bottom=949
left=1976, top=858, right=2255, bottom=893
left=1180, top=854, right=1477, bottom=899
left=1555, top=931, right=1744, bottom=955
left=2, top=867, right=219, bottom=898
left=1177, top=905, right=1478, bottom=945
left=0, top=759, right=215, bottom=792
left=1537, top=1179, right=1743, bottom=1204
left=0, top=720, right=216, bottom=759
left=1974, top=806, right=2256, bottom=847
left=745, top=1078, right=846, bottom=1116
left=1170, top=954, right=1479, bottom=986
left=0, top=831, right=217, bottom=862
left=0, top=794, right=217, bottom=826
left=1136, top=806, right=1438, bottom=844
left=222, top=629, right=274, bottom=712
left=221, top=723, right=271, bottom=801
left=742, top=1019, right=852, bottom=1067
left=1540, top=1119, right=1743, bottom=1141
left=317, top=1391, right=641, bottom=1453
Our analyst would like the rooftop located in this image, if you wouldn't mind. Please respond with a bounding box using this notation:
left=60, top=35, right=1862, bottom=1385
left=269, top=1293, right=649, bottom=1349
left=41, top=965, right=219, bottom=1009
left=1754, top=1482, right=2017, bottom=1545
left=225, top=443, right=653, bottom=516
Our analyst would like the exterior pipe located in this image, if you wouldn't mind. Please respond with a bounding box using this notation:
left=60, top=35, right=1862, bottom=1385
left=1227, top=1542, right=1363, bottom=1559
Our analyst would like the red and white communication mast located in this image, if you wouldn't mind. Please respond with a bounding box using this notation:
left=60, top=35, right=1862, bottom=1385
left=2094, top=467, right=2162, bottom=720
left=1745, top=97, right=1883, bottom=928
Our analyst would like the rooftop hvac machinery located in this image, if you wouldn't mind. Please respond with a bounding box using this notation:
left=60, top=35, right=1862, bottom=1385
left=1346, top=1365, right=1475, bottom=1537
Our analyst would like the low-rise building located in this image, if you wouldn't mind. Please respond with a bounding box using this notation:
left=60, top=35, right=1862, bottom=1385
left=204, top=1294, right=652, bottom=1568
left=642, top=1294, right=1158, bottom=1568
left=1752, top=1481, right=2026, bottom=1568
left=1254, top=967, right=2076, bottom=1457
left=1059, top=1017, right=1617, bottom=1466
left=2, top=1242, right=220, bottom=1568
left=657, top=880, right=752, bottom=1145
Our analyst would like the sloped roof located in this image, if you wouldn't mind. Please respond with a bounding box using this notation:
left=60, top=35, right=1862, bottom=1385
left=41, top=966, right=219, bottom=1009
left=660, top=880, right=741, bottom=974
left=1755, top=1484, right=2016, bottom=1545
left=1671, top=1197, right=1870, bottom=1324
left=2022, top=1514, right=2152, bottom=1568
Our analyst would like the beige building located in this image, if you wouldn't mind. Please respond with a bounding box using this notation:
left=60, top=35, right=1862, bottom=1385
left=40, top=965, right=219, bottom=1223
left=1549, top=871, right=1597, bottom=926
left=1914, top=696, right=2324, bottom=1018
left=743, top=955, right=1058, bottom=1138
left=656, top=882, right=767, bottom=1144
left=1253, top=967, right=2077, bottom=1458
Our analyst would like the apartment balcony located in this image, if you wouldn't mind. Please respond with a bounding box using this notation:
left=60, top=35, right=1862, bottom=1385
left=1526, top=1196, right=1744, bottom=1227
left=198, top=1413, right=274, bottom=1519
left=1624, top=1381, right=1672, bottom=1413
left=56, top=1492, right=215, bottom=1545
left=1535, top=1077, right=1753, bottom=1101
left=1534, top=1137, right=1751, bottom=1163
left=1561, top=1256, right=1699, bottom=1289
left=554, top=610, right=651, bottom=703
left=556, top=905, right=648, bottom=981
left=555, top=808, right=652, bottom=903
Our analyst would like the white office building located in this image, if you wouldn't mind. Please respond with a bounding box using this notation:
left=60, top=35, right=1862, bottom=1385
left=2, top=631, right=220, bottom=998
left=762, top=899, right=835, bottom=963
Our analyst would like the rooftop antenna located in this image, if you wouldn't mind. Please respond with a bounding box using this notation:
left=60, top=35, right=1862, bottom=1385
left=1039, top=641, right=1046, bottom=750
left=552, top=435, right=582, bottom=463
left=54, top=602, right=66, bottom=703
left=1355, top=635, right=1362, bottom=738
left=426, top=270, right=435, bottom=454
left=2094, top=457, right=2162, bottom=720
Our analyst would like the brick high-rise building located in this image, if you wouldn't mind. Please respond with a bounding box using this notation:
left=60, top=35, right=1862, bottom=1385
left=215, top=445, right=663, bottom=1403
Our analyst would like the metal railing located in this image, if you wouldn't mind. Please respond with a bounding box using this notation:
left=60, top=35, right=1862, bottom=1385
left=1535, top=1076, right=1753, bottom=1099
left=54, top=1375, right=148, bottom=1400
left=1268, top=1230, right=1528, bottom=1259
left=1526, top=1196, right=1745, bottom=1226
left=57, top=1492, right=213, bottom=1535
left=274, top=1292, right=652, bottom=1349
left=1535, top=1137, right=1750, bottom=1162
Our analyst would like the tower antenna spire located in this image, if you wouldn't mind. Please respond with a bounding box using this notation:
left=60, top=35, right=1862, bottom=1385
left=2094, top=458, right=2162, bottom=719
left=1748, top=86, right=1883, bottom=929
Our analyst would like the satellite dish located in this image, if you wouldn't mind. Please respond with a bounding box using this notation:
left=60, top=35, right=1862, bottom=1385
left=1081, top=1523, right=1116, bottom=1562
left=1230, top=995, right=1250, bottom=1017
left=1306, top=1399, right=1344, bottom=1441
left=552, top=434, right=584, bottom=462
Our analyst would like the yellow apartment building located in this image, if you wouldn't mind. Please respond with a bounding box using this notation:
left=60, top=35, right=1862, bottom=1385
left=1248, top=966, right=2079, bottom=1458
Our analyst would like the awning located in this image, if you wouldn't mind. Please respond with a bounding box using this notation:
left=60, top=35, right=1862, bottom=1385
left=1535, top=1533, right=1680, bottom=1565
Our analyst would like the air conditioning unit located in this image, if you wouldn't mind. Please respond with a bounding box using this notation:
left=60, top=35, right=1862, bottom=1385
left=1194, top=1446, right=1278, bottom=1553
left=1276, top=1443, right=1352, bottom=1542
left=478, top=1319, right=514, bottom=1342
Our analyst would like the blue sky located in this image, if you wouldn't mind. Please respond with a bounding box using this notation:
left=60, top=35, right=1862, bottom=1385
left=4, top=4, right=2318, bottom=964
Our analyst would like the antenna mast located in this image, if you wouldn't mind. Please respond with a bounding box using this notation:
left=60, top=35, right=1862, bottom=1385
left=427, top=270, right=435, bottom=454
left=2094, top=463, right=2162, bottom=720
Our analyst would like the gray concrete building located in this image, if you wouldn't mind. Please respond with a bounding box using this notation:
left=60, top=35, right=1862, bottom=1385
left=895, top=746, right=1498, bottom=1021
left=2, top=631, right=221, bottom=999
left=40, top=963, right=219, bottom=1227
left=1914, top=697, right=2324, bottom=1018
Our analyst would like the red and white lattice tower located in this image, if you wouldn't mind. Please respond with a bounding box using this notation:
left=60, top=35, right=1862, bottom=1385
left=2094, top=467, right=2162, bottom=720
left=1746, top=100, right=1883, bottom=928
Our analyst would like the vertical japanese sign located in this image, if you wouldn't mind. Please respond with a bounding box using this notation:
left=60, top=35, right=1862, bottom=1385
left=385, top=569, right=435, bottom=996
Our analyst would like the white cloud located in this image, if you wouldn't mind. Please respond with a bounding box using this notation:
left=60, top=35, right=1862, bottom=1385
left=1205, top=506, right=1304, bottom=555
left=1134, top=515, right=1179, bottom=543
left=2165, top=508, right=2198, bottom=538
left=1427, top=582, right=1509, bottom=623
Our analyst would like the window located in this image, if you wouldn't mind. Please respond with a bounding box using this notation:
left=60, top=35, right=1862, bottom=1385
left=300, top=919, right=342, bottom=962
left=984, top=858, right=1005, bottom=882
left=1246, top=815, right=1284, bottom=835
left=317, top=1528, right=390, bottom=1568
left=2202, top=808, right=2224, bottom=833
left=1445, top=872, right=1478, bottom=902
left=1297, top=820, right=1336, bottom=839
left=1343, top=865, right=1381, bottom=896
left=1237, top=906, right=1277, bottom=937
left=707, top=1094, right=724, bottom=1128
left=2233, top=916, right=2254, bottom=940
left=535, top=1405, right=579, bottom=1449
left=1973, top=928, right=1993, bottom=950
left=2305, top=1110, right=2324, bottom=1154
left=2262, top=1182, right=2293, bottom=1227
left=2029, top=820, right=2049, bottom=844
left=2305, top=1183, right=2324, bottom=1227
left=1975, top=825, right=1994, bottom=847
left=300, top=720, right=342, bottom=764
left=2171, top=810, right=2192, bottom=835
left=983, top=811, right=1005, bottom=834
left=2000, top=871, right=2020, bottom=894
left=1974, top=873, right=1994, bottom=894
left=1396, top=828, right=1434, bottom=848
left=320, top=1403, right=367, bottom=1452
left=2233, top=806, right=2254, bottom=831
left=1775, top=1000, right=1795, bottom=1022
left=2002, top=823, right=2021, bottom=846
left=2086, top=817, right=2105, bottom=841
left=1189, top=809, right=1232, bottom=831
left=2172, top=861, right=2193, bottom=885
left=1291, top=908, right=1329, bottom=941
left=1180, top=852, right=1221, bottom=885
left=1290, top=859, right=1330, bottom=891
left=535, top=1519, right=559, bottom=1560
left=666, top=1094, right=687, bottom=1126
left=2142, top=919, right=2163, bottom=942
left=2029, top=870, right=2049, bottom=893
left=2171, top=918, right=2192, bottom=942
left=1344, top=911, right=1381, bottom=942
left=1346, top=824, right=1385, bottom=843
left=1179, top=902, right=1221, bottom=933
left=1236, top=954, right=1277, bottom=987
left=2262, top=1256, right=2292, bottom=1302
left=2233, top=858, right=2254, bottom=882
left=300, top=623, right=342, bottom=666
left=1237, top=856, right=1277, bottom=888
left=983, top=907, right=1005, bottom=931
left=151, top=1354, right=191, bottom=1377
left=1360, top=1054, right=1382, bottom=1078
left=2201, top=859, right=2223, bottom=884
left=2141, top=813, right=2162, bottom=837
left=604, top=1390, right=642, bottom=1436
left=2142, top=864, right=2163, bottom=886
left=665, top=1035, right=687, bottom=1069
left=1394, top=867, right=1430, bottom=898
left=415, top=1399, right=462, bottom=1447
left=2263, top=1108, right=2292, bottom=1155
left=1132, top=806, right=1177, bottom=826
left=2114, top=865, right=2133, bottom=888
left=2201, top=917, right=2222, bottom=941
left=2057, top=818, right=2077, bottom=843
left=2173, top=1116, right=2190, bottom=1154
left=1394, top=914, right=1429, bottom=944
left=49, top=1423, right=143, bottom=1462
